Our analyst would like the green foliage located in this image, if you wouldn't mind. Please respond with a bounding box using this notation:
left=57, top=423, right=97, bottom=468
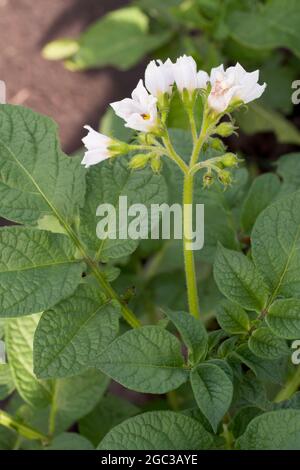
left=97, top=411, right=214, bottom=450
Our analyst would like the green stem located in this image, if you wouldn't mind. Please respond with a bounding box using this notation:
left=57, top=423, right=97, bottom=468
left=187, top=107, right=197, bottom=144
left=162, top=134, right=188, bottom=175
left=0, top=410, right=48, bottom=443
left=56, top=209, right=141, bottom=329
left=183, top=172, right=200, bottom=319
left=274, top=366, right=300, bottom=403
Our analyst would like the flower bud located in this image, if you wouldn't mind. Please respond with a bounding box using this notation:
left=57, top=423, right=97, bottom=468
left=129, top=154, right=150, bottom=170
left=209, top=138, right=226, bottom=152
left=218, top=169, right=232, bottom=186
left=109, top=140, right=131, bottom=156
left=203, top=173, right=214, bottom=188
left=222, top=153, right=238, bottom=168
left=215, top=122, right=237, bottom=138
left=151, top=156, right=162, bottom=173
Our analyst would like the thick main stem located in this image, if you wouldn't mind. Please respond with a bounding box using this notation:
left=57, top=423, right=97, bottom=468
left=183, top=173, right=200, bottom=319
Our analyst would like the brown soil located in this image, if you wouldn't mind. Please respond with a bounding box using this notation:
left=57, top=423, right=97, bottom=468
left=0, top=0, right=144, bottom=153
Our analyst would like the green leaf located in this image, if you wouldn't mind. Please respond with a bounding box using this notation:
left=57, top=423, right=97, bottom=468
left=0, top=227, right=84, bottom=317
left=33, top=285, right=120, bottom=379
left=5, top=314, right=53, bottom=408
left=248, top=327, right=289, bottom=360
left=51, top=369, right=109, bottom=434
left=276, top=153, right=300, bottom=194
left=236, top=103, right=300, bottom=145
left=217, top=300, right=250, bottom=335
left=236, top=410, right=300, bottom=450
left=65, top=7, right=172, bottom=71
left=97, top=411, right=214, bottom=450
left=79, top=394, right=139, bottom=447
left=42, top=39, right=79, bottom=61
left=229, top=406, right=263, bottom=439
left=46, top=433, right=94, bottom=450
left=252, top=190, right=300, bottom=301
left=228, top=0, right=300, bottom=58
left=0, top=104, right=85, bottom=225
left=233, top=344, right=287, bottom=384
left=95, top=326, right=188, bottom=393
left=0, top=364, right=15, bottom=400
left=214, top=245, right=269, bottom=312
left=79, top=156, right=168, bottom=261
left=241, top=174, right=281, bottom=233
left=190, top=363, right=233, bottom=432
left=267, top=298, right=300, bottom=339
left=164, top=308, right=208, bottom=364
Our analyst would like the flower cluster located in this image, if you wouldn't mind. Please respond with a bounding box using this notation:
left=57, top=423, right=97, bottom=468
left=81, top=55, right=266, bottom=185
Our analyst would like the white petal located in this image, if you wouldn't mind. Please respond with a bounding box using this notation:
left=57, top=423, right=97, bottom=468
left=197, top=71, right=209, bottom=89
left=82, top=126, right=110, bottom=151
left=81, top=149, right=109, bottom=168
left=132, top=79, right=149, bottom=104
left=110, top=98, right=142, bottom=120
left=210, top=64, right=225, bottom=85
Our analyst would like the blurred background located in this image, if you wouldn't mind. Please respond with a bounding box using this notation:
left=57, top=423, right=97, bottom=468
left=1, top=0, right=300, bottom=163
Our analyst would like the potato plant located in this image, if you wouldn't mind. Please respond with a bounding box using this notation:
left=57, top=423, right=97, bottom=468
left=0, top=56, right=300, bottom=451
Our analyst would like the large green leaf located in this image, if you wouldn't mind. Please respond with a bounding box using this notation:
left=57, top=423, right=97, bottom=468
left=33, top=285, right=120, bottom=379
left=276, top=153, right=300, bottom=194
left=95, top=326, right=188, bottom=393
left=267, top=299, right=300, bottom=339
left=97, top=411, right=214, bottom=450
left=214, top=245, right=269, bottom=312
left=0, top=364, right=15, bottom=400
left=217, top=300, right=250, bottom=335
left=228, top=0, right=300, bottom=58
left=64, top=7, right=171, bottom=71
left=248, top=327, right=289, bottom=360
left=50, top=369, right=109, bottom=435
left=46, top=433, right=94, bottom=450
left=0, top=227, right=84, bottom=317
left=236, top=410, right=300, bottom=450
left=164, top=308, right=208, bottom=364
left=241, top=174, right=281, bottom=233
left=0, top=104, right=85, bottom=225
left=190, top=363, right=233, bottom=432
left=79, top=394, right=139, bottom=446
left=79, top=156, right=168, bottom=261
left=252, top=190, right=300, bottom=301
left=5, top=314, right=53, bottom=408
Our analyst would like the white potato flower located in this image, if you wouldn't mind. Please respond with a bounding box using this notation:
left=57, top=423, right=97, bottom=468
left=173, top=55, right=209, bottom=93
left=81, top=125, right=112, bottom=168
left=111, top=80, right=158, bottom=133
left=208, top=63, right=266, bottom=113
left=145, top=59, right=174, bottom=97
left=0, top=80, right=6, bottom=104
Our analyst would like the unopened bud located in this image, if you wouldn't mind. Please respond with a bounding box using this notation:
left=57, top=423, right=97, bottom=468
left=222, top=153, right=238, bottom=168
left=109, top=140, right=130, bottom=156
left=215, top=122, right=237, bottom=138
left=218, top=170, right=232, bottom=186
left=210, top=138, right=226, bottom=152
left=151, top=156, right=162, bottom=173
left=129, top=154, right=150, bottom=170
left=203, top=173, right=214, bottom=188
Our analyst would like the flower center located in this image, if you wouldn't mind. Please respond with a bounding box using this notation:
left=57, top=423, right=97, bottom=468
left=141, top=113, right=151, bottom=120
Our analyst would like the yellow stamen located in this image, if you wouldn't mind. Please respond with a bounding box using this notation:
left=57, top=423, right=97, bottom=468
left=141, top=113, right=150, bottom=120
